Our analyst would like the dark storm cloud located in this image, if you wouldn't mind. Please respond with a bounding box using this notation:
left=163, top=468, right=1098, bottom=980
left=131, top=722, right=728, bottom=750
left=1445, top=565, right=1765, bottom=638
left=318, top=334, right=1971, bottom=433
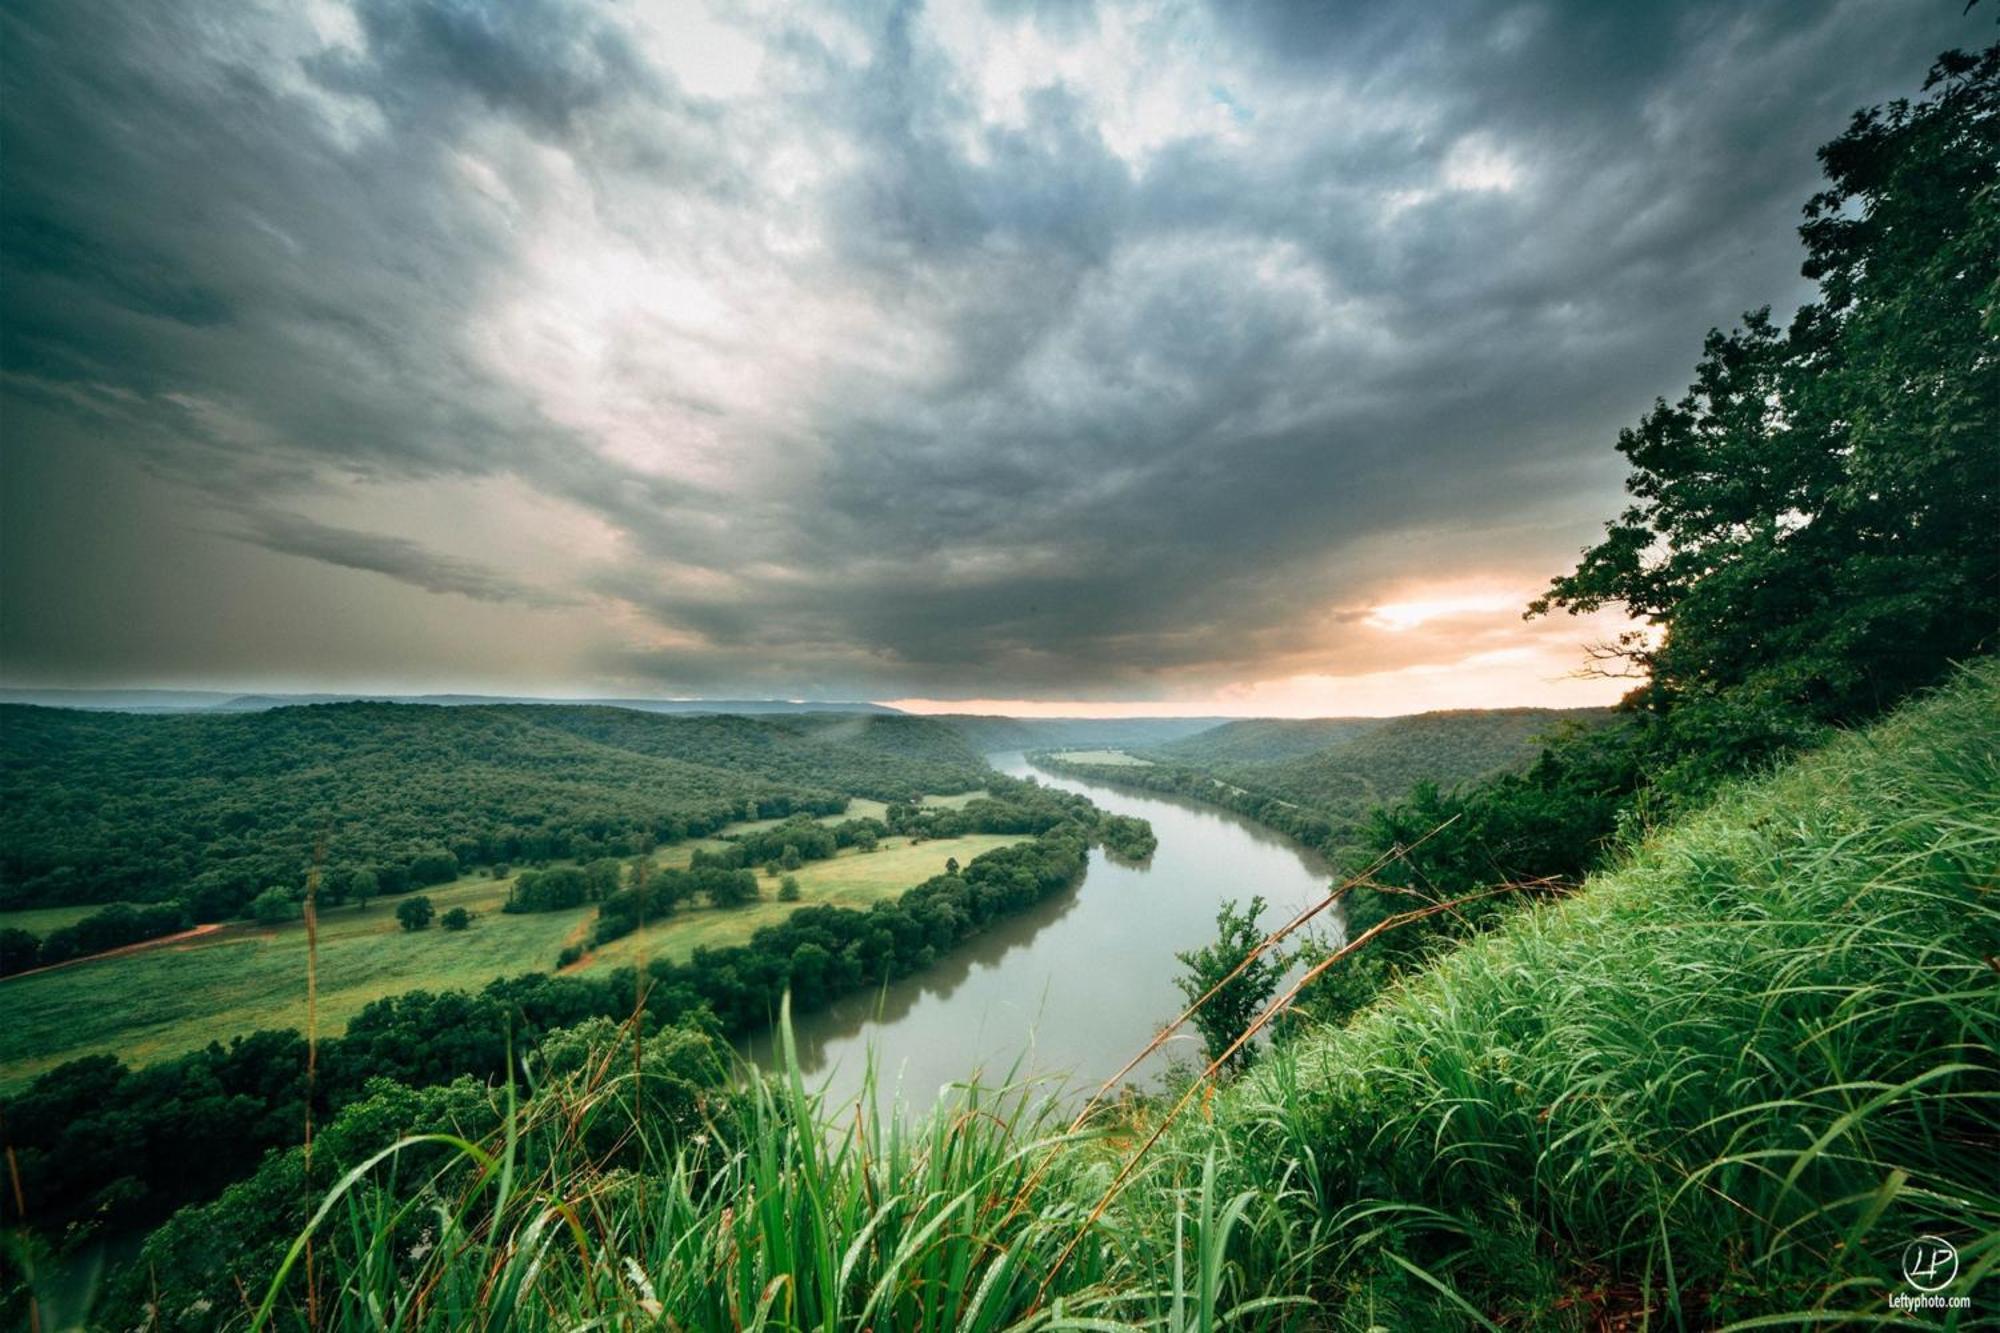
left=0, top=0, right=1985, bottom=697
left=322, top=0, right=657, bottom=136
left=1, top=0, right=729, bottom=574
left=228, top=511, right=576, bottom=608
left=737, top=0, right=1984, bottom=694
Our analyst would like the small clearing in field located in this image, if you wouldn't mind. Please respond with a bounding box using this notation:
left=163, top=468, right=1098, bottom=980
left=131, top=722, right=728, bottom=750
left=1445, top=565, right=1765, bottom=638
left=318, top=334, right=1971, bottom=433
left=1052, top=749, right=1152, bottom=766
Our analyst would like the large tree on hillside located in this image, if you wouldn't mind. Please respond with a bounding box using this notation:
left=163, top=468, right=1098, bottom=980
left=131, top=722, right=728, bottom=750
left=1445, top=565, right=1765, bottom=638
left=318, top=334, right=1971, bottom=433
left=1532, top=45, right=1999, bottom=778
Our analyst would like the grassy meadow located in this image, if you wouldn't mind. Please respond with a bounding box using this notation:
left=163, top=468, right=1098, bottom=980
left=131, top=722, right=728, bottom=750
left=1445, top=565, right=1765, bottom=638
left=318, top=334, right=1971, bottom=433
left=708, top=796, right=892, bottom=837
left=0, top=901, right=153, bottom=934
left=1169, top=661, right=2000, bottom=1324
left=1050, top=748, right=1152, bottom=766
left=583, top=833, right=1026, bottom=971
left=0, top=872, right=586, bottom=1089
left=0, top=798, right=1007, bottom=1092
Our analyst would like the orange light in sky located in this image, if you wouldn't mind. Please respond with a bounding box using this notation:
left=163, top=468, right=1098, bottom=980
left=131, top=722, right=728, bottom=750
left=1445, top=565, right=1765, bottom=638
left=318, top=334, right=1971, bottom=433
left=886, top=597, right=1645, bottom=718
left=1364, top=593, right=1520, bottom=631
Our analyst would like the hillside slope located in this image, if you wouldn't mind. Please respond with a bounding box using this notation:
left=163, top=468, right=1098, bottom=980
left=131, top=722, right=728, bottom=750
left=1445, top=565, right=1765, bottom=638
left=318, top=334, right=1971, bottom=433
left=1037, top=706, right=1612, bottom=857
left=935, top=714, right=1230, bottom=753
left=1176, top=663, right=1999, bottom=1326
left=1148, top=715, right=1388, bottom=766
left=0, top=704, right=986, bottom=915
left=1215, top=706, right=1610, bottom=813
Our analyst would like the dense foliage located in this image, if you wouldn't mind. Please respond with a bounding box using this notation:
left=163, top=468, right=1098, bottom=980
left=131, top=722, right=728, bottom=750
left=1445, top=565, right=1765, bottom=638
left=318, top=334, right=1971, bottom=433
left=588, top=863, right=761, bottom=943
left=0, top=928, right=37, bottom=977
left=0, top=776, right=1136, bottom=1245
left=1336, top=46, right=2000, bottom=959
left=499, top=860, right=623, bottom=914
left=1095, top=812, right=1158, bottom=859
left=393, top=896, right=434, bottom=931
left=1529, top=43, right=1999, bottom=787
left=0, top=704, right=986, bottom=917
left=1175, top=895, right=1285, bottom=1072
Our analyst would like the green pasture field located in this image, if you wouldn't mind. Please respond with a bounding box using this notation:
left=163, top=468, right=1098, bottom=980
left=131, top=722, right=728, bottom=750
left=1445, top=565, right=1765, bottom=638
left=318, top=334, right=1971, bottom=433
left=583, top=833, right=1027, bottom=971
left=0, top=901, right=153, bottom=934
left=0, top=823, right=1018, bottom=1092
left=717, top=793, right=967, bottom=836
left=1050, top=749, right=1152, bottom=766
left=915, top=790, right=986, bottom=808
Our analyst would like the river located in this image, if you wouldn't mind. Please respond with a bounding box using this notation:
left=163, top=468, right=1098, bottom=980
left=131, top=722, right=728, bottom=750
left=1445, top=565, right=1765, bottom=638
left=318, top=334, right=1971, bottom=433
left=738, top=752, right=1340, bottom=1110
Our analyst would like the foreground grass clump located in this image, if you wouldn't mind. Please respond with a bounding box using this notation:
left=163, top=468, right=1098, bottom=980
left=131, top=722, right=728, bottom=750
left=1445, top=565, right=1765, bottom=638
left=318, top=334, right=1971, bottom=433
left=1182, top=662, right=1999, bottom=1327
left=100, top=1012, right=1317, bottom=1333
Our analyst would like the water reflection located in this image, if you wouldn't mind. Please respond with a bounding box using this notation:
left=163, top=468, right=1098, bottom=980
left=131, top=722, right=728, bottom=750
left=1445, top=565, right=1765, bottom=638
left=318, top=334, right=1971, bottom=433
left=757, top=882, right=1086, bottom=1072
left=738, top=752, right=1340, bottom=1109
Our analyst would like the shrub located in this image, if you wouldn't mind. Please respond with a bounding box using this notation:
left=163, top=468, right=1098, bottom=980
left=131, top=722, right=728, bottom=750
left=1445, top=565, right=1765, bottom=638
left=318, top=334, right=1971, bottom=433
left=407, top=850, right=460, bottom=886
left=504, top=867, right=590, bottom=914
left=248, top=887, right=300, bottom=925
left=706, top=870, right=758, bottom=909
left=0, top=927, right=41, bottom=976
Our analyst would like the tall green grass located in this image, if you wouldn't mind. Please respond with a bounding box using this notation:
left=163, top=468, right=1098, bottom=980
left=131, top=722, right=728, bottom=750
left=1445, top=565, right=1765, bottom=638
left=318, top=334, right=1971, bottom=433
left=214, top=1006, right=1322, bottom=1332
left=118, top=663, right=1997, bottom=1330
left=1177, top=661, right=2000, bottom=1327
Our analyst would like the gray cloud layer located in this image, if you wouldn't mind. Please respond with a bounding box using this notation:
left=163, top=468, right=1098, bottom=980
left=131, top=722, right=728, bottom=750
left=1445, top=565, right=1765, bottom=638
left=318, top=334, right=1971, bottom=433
left=1, top=0, right=1984, bottom=700
left=226, top=511, right=576, bottom=608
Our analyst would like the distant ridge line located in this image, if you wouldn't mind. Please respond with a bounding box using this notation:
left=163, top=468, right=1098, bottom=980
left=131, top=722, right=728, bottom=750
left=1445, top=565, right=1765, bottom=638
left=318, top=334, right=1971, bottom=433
left=0, top=688, right=904, bottom=716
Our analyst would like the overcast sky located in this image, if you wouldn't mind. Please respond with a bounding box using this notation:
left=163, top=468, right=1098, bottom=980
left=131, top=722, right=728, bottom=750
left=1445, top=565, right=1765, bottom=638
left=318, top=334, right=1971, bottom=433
left=1, top=0, right=1982, bottom=714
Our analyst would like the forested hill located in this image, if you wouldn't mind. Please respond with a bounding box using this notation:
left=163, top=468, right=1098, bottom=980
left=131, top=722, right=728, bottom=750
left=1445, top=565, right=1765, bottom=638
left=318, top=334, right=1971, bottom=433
left=1147, top=715, right=1388, bottom=767
left=935, top=714, right=1229, bottom=753
left=1039, top=706, right=1613, bottom=856
left=0, top=704, right=986, bottom=915
left=1204, top=707, right=1612, bottom=814
left=0, top=689, right=903, bottom=715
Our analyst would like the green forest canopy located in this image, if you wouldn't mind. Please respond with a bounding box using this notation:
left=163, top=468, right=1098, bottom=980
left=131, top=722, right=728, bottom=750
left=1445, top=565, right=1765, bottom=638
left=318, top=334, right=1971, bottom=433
left=0, top=704, right=988, bottom=916
left=1180, top=708, right=1608, bottom=814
